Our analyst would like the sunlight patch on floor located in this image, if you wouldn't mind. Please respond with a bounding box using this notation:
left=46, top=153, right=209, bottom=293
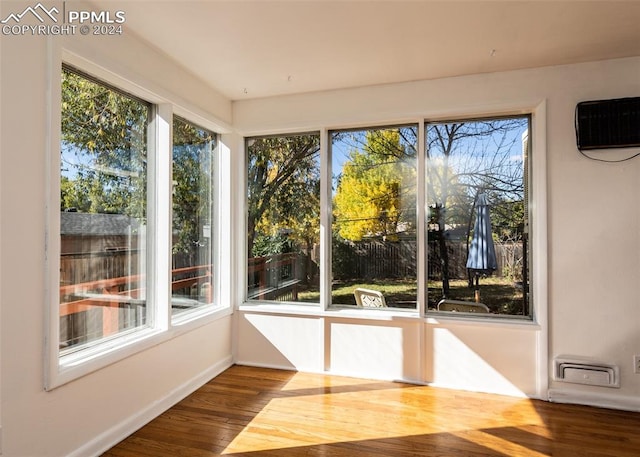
left=222, top=372, right=545, bottom=454
left=278, top=370, right=379, bottom=391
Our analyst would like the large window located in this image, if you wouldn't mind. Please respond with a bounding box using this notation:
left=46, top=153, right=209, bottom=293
left=331, top=126, right=418, bottom=309
left=57, top=65, right=221, bottom=366
left=171, top=117, right=216, bottom=316
left=244, top=116, right=532, bottom=318
left=246, top=133, right=320, bottom=303
left=426, top=116, right=531, bottom=317
left=60, top=66, right=150, bottom=351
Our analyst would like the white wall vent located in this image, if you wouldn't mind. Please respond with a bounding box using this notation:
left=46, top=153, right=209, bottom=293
left=555, top=357, right=619, bottom=388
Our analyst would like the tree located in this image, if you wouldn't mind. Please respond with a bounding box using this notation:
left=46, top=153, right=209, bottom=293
left=333, top=128, right=416, bottom=241
left=60, top=67, right=149, bottom=218
left=247, top=134, right=321, bottom=287
left=172, top=118, right=215, bottom=265
left=60, top=175, right=92, bottom=212
left=247, top=134, right=320, bottom=259
left=61, top=69, right=216, bottom=271
left=426, top=118, right=528, bottom=297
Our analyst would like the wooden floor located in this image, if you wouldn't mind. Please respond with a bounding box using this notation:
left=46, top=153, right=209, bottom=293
left=103, top=365, right=640, bottom=456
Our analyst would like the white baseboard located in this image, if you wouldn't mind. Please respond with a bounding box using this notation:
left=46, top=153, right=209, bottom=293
left=548, top=388, right=640, bottom=412
left=70, top=355, right=233, bottom=457
left=234, top=359, right=299, bottom=372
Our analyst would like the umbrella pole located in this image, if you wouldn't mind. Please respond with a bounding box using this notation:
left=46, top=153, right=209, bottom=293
left=474, top=274, right=480, bottom=303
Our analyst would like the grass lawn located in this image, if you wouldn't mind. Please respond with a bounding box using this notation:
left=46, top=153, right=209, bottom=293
left=298, top=276, right=525, bottom=315
left=429, top=277, right=525, bottom=315
left=298, top=279, right=416, bottom=306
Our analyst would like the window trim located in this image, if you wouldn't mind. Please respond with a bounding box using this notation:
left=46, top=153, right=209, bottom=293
left=45, top=48, right=230, bottom=390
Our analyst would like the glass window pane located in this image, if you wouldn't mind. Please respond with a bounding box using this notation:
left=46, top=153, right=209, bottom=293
left=331, top=126, right=418, bottom=309
left=246, top=133, right=320, bottom=303
left=59, top=67, right=149, bottom=352
left=171, top=117, right=215, bottom=315
left=426, top=117, right=531, bottom=316
left=171, top=117, right=216, bottom=316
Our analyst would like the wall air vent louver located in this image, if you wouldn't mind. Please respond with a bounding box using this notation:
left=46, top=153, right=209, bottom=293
left=575, top=97, right=640, bottom=150
left=555, top=357, right=619, bottom=388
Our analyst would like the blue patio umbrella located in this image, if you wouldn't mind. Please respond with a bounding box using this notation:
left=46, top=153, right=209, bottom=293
left=466, top=193, right=497, bottom=302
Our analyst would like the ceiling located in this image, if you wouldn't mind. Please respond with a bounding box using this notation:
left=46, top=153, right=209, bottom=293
left=120, top=1, right=640, bottom=101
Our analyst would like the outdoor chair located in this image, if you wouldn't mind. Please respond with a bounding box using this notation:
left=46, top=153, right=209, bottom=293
left=437, top=299, right=489, bottom=313
left=354, top=288, right=387, bottom=308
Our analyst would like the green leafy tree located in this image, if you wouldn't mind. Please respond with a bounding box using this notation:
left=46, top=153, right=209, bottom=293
left=247, top=135, right=320, bottom=257
left=60, top=175, right=92, bottom=212
left=172, top=118, right=215, bottom=265
left=60, top=67, right=149, bottom=218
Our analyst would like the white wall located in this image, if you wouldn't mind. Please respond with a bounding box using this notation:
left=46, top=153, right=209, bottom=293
left=236, top=309, right=540, bottom=397
left=0, top=18, right=234, bottom=457
left=234, top=56, right=640, bottom=407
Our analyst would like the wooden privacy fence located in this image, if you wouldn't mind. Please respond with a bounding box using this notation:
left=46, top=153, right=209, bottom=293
left=427, top=240, right=524, bottom=280
left=333, top=239, right=523, bottom=280
left=60, top=250, right=141, bottom=286
left=427, top=241, right=523, bottom=279
left=351, top=240, right=417, bottom=279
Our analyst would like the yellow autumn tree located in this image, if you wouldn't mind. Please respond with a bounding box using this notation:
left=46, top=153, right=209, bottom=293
left=333, top=129, right=415, bottom=241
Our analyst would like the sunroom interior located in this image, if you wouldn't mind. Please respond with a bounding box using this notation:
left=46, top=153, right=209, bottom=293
left=2, top=1, right=640, bottom=456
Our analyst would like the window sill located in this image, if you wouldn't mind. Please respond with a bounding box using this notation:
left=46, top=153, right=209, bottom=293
left=172, top=303, right=232, bottom=328
left=238, top=301, right=540, bottom=328
left=426, top=311, right=540, bottom=329
left=240, top=301, right=416, bottom=322
left=48, top=304, right=232, bottom=390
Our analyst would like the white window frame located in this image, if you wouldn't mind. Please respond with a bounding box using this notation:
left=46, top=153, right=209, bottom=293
left=423, top=114, right=534, bottom=320
left=327, top=123, right=420, bottom=311
left=45, top=48, right=230, bottom=390
left=241, top=104, right=547, bottom=328
left=170, top=115, right=220, bottom=323
left=244, top=131, right=322, bottom=306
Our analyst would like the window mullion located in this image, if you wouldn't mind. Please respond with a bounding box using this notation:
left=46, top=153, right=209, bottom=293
left=418, top=120, right=426, bottom=317
left=149, top=104, right=173, bottom=331
left=320, top=128, right=331, bottom=310
left=217, top=135, right=232, bottom=308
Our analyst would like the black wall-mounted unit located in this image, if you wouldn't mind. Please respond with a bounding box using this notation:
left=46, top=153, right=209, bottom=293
left=575, top=97, right=640, bottom=150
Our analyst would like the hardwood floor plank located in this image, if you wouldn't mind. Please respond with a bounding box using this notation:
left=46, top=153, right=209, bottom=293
left=102, top=365, right=640, bottom=457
